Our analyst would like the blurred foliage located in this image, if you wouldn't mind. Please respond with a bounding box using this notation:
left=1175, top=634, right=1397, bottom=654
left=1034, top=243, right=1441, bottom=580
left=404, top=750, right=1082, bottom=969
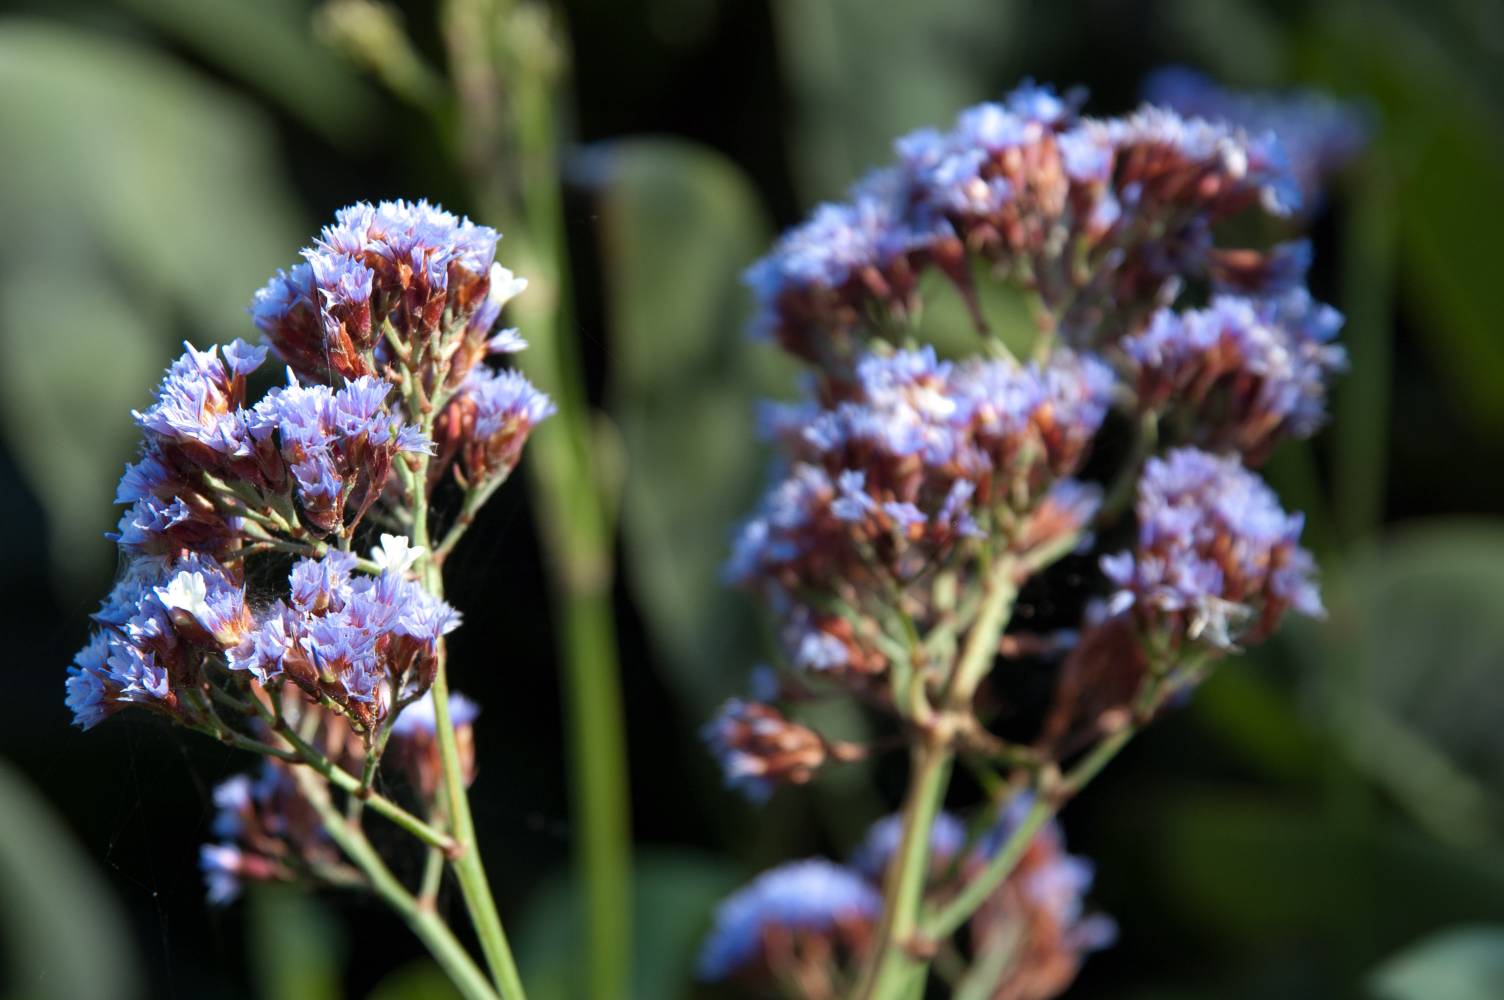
left=515, top=850, right=741, bottom=1000
left=3, top=0, right=1504, bottom=998
left=0, top=18, right=304, bottom=585
left=0, top=759, right=142, bottom=1000
left=1369, top=925, right=1504, bottom=1000
left=593, top=138, right=791, bottom=711
left=248, top=888, right=345, bottom=1000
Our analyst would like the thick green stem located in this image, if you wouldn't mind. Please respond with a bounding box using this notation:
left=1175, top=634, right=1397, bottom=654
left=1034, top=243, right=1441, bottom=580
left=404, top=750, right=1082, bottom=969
left=857, top=741, right=954, bottom=1000
left=442, top=6, right=635, bottom=992
left=290, top=767, right=501, bottom=1000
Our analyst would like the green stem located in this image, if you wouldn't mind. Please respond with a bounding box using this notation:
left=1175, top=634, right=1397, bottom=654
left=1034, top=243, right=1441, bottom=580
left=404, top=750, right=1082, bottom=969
left=857, top=741, right=954, bottom=1000
left=944, top=556, right=1018, bottom=708
left=445, top=7, right=634, bottom=993
left=289, top=767, right=502, bottom=1000
left=925, top=794, right=1051, bottom=942
left=922, top=724, right=1138, bottom=941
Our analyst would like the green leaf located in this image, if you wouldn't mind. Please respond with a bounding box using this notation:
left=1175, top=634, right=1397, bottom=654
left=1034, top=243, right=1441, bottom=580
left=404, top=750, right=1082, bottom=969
left=1370, top=926, right=1504, bottom=1000
left=0, top=20, right=305, bottom=585
left=1319, top=523, right=1504, bottom=847
left=515, top=850, right=742, bottom=1000
left=0, top=760, right=143, bottom=1000
left=1152, top=791, right=1504, bottom=949
left=249, top=887, right=345, bottom=1000
left=111, top=0, right=380, bottom=143
left=593, top=138, right=796, bottom=710
left=771, top=0, right=1024, bottom=201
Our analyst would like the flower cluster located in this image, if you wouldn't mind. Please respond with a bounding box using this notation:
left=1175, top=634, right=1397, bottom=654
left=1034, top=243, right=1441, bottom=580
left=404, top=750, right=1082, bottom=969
left=698, top=799, right=1110, bottom=998
left=746, top=82, right=1303, bottom=366
left=1102, top=447, right=1321, bottom=651
left=702, top=698, right=829, bottom=803
left=705, top=74, right=1358, bottom=998
left=1123, top=291, right=1347, bottom=461
left=228, top=551, right=460, bottom=728
left=200, top=762, right=335, bottom=904
left=253, top=199, right=513, bottom=385
left=388, top=689, right=481, bottom=800
left=1144, top=66, right=1369, bottom=213
left=70, top=200, right=546, bottom=741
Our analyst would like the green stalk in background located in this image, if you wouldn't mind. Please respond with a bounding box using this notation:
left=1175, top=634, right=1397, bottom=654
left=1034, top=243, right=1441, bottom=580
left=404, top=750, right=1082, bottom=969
left=443, top=2, right=633, bottom=996
left=319, top=3, right=634, bottom=992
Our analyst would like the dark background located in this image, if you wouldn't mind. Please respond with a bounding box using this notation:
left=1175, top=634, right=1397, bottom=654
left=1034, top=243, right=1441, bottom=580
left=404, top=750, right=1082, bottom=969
left=3, top=1, right=1504, bottom=998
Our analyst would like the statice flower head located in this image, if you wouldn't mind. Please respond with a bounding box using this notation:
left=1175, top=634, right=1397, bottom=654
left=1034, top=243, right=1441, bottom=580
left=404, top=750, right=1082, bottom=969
left=1123, top=291, right=1347, bottom=461
left=254, top=199, right=504, bottom=384
left=1102, top=448, right=1321, bottom=650
left=730, top=347, right=1111, bottom=598
left=389, top=689, right=480, bottom=799
left=698, top=860, right=882, bottom=983
left=250, top=372, right=428, bottom=535
left=1144, top=65, right=1369, bottom=212
left=435, top=366, right=556, bottom=484
left=967, top=792, right=1116, bottom=999
left=745, top=80, right=1306, bottom=358
left=200, top=761, right=338, bottom=904
left=702, top=698, right=828, bottom=802
left=66, top=554, right=247, bottom=730
left=229, top=551, right=461, bottom=731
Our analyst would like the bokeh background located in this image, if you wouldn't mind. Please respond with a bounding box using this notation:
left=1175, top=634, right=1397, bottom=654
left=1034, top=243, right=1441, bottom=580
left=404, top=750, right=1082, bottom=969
left=4, top=0, right=1504, bottom=998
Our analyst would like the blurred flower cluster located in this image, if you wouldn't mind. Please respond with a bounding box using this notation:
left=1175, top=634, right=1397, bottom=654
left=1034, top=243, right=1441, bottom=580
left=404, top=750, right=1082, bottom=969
left=67, top=199, right=550, bottom=902
left=703, top=75, right=1363, bottom=997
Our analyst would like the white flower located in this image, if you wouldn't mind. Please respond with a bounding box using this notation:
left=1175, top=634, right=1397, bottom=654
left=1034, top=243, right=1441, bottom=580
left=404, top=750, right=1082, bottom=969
left=371, top=534, right=425, bottom=576
left=489, top=263, right=528, bottom=310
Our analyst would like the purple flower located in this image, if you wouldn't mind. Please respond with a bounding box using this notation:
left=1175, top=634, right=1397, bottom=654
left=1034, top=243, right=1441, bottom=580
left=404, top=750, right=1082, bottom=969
left=1102, top=448, right=1322, bottom=648
left=1124, top=291, right=1346, bottom=458
left=701, top=698, right=826, bottom=803
left=698, top=860, right=882, bottom=981
left=1144, top=65, right=1368, bottom=211
left=851, top=811, right=968, bottom=879
left=391, top=690, right=481, bottom=736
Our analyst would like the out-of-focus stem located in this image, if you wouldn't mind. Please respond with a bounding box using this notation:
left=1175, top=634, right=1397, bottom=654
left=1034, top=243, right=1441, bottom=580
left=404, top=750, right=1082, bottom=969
left=290, top=765, right=502, bottom=1000
left=440, top=2, right=634, bottom=994
left=856, top=740, right=954, bottom=1000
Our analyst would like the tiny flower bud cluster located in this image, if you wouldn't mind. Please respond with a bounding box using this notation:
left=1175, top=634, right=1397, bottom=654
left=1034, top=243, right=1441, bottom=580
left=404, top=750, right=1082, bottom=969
left=253, top=199, right=509, bottom=385
left=1102, top=448, right=1321, bottom=650
left=697, top=801, right=1110, bottom=995
left=746, top=82, right=1302, bottom=365
left=1144, top=66, right=1369, bottom=214
left=69, top=200, right=544, bottom=741
left=1123, top=290, right=1347, bottom=461
left=388, top=689, right=481, bottom=800
left=697, top=860, right=882, bottom=983
left=200, top=762, right=336, bottom=904
left=228, top=551, right=460, bottom=729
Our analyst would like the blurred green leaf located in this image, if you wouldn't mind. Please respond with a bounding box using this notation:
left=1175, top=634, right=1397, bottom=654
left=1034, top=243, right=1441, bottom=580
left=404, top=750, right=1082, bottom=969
left=772, top=0, right=1023, bottom=201
left=0, top=759, right=142, bottom=1000
left=593, top=138, right=795, bottom=710
left=1369, top=926, right=1504, bottom=1000
left=249, top=886, right=345, bottom=1000
left=113, top=0, right=379, bottom=142
left=1319, top=523, right=1504, bottom=847
left=366, top=961, right=462, bottom=1000
left=515, top=850, right=742, bottom=1000
left=0, top=20, right=304, bottom=584
left=1154, top=791, right=1504, bottom=950
left=1302, top=3, right=1504, bottom=433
